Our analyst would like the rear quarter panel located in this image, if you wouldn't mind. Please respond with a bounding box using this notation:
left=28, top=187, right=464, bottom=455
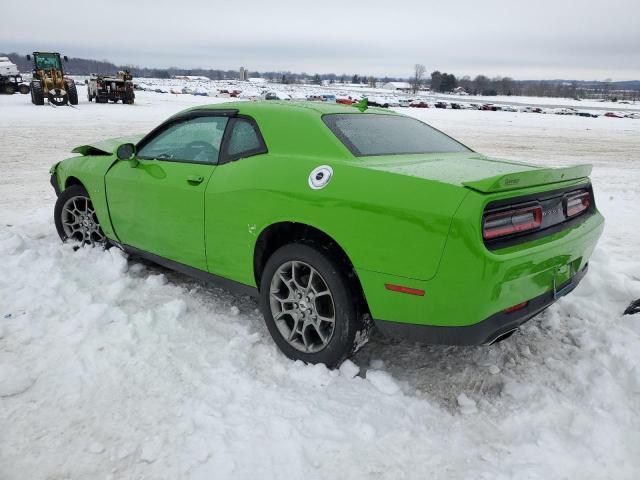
left=204, top=152, right=469, bottom=286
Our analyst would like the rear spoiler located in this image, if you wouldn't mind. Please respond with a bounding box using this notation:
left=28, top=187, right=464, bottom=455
left=72, top=134, right=144, bottom=156
left=462, top=164, right=593, bottom=193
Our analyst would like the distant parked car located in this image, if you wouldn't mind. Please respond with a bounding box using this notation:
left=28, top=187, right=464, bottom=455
left=367, top=97, right=389, bottom=108
left=501, top=105, right=518, bottom=112
left=398, top=98, right=414, bottom=107
left=263, top=92, right=279, bottom=100
left=481, top=104, right=497, bottom=111
left=435, top=101, right=447, bottom=109
left=450, top=103, right=461, bottom=109
left=229, top=90, right=241, bottom=98
left=410, top=101, right=429, bottom=108
left=336, top=98, right=354, bottom=105
left=322, top=94, right=337, bottom=103
left=306, top=95, right=323, bottom=101
left=604, top=112, right=623, bottom=118
left=576, top=112, right=596, bottom=118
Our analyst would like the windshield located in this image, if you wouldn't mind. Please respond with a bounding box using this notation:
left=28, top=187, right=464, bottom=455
left=35, top=53, right=61, bottom=71
left=323, top=113, right=471, bottom=157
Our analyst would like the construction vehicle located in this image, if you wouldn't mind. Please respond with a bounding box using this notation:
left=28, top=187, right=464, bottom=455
left=87, top=70, right=135, bottom=104
left=0, top=57, right=30, bottom=95
left=27, top=52, right=78, bottom=106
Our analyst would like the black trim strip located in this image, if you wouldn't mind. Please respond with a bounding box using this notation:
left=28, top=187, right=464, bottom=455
left=50, top=173, right=61, bottom=197
left=121, top=244, right=259, bottom=298
left=374, top=263, right=588, bottom=346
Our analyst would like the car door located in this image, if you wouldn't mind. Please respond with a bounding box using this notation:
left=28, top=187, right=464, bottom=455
left=204, top=116, right=269, bottom=283
left=105, top=113, right=230, bottom=270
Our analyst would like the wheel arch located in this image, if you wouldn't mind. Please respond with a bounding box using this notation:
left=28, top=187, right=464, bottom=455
left=64, top=175, right=85, bottom=189
left=253, top=221, right=370, bottom=314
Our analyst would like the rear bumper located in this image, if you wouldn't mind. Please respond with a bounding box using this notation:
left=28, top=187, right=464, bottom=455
left=375, top=263, right=588, bottom=345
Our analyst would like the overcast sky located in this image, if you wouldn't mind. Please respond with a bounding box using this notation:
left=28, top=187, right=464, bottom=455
left=3, top=0, right=639, bottom=80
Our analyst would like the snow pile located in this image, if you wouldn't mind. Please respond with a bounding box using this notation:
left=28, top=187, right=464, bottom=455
left=1, top=90, right=639, bottom=479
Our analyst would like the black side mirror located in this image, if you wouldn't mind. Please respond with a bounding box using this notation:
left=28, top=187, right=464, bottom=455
left=116, top=143, right=136, bottom=160
left=26, top=54, right=31, bottom=61
left=63, top=55, right=69, bottom=62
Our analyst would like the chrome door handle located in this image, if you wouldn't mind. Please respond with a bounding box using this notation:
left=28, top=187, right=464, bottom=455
left=187, top=174, right=204, bottom=185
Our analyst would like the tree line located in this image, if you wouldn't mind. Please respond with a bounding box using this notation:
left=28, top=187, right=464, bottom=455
left=411, top=63, right=640, bottom=100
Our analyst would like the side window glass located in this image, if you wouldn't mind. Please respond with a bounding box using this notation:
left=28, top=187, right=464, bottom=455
left=137, top=116, right=229, bottom=164
left=226, top=119, right=265, bottom=159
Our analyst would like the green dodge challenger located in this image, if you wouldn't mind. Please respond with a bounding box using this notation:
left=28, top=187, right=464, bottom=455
left=50, top=101, right=604, bottom=366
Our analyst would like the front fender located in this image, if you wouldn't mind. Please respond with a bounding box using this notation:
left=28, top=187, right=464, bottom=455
left=53, top=155, right=119, bottom=240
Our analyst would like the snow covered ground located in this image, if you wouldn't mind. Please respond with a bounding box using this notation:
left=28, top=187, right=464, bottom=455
left=1, top=88, right=639, bottom=479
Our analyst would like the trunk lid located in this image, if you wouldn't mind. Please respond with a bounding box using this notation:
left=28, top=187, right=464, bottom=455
left=361, top=152, right=592, bottom=193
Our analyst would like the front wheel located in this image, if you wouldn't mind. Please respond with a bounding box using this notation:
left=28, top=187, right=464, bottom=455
left=54, top=185, right=108, bottom=247
left=260, top=243, right=368, bottom=368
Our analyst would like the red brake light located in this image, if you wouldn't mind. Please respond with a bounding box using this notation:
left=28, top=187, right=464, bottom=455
left=565, top=191, right=590, bottom=217
left=483, top=205, right=542, bottom=240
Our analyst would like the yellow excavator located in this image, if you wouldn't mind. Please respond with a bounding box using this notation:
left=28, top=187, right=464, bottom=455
left=27, top=52, right=78, bottom=106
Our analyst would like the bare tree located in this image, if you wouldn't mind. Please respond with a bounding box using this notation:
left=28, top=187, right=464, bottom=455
left=412, top=64, right=426, bottom=94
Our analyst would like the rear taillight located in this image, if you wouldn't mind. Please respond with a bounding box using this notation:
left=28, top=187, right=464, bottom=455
left=483, top=205, right=542, bottom=240
left=565, top=191, right=590, bottom=217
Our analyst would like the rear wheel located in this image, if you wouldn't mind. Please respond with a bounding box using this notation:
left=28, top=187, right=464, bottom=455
left=66, top=82, right=78, bottom=105
left=18, top=84, right=30, bottom=94
left=260, top=243, right=368, bottom=368
left=54, top=185, right=108, bottom=247
left=3, top=83, right=16, bottom=94
left=30, top=81, right=44, bottom=105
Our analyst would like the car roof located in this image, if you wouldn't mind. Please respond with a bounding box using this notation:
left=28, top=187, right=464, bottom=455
left=185, top=100, right=400, bottom=117
left=176, top=100, right=401, bottom=159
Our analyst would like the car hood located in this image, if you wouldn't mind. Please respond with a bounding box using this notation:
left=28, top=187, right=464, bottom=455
left=358, top=152, right=592, bottom=193
left=71, top=134, right=144, bottom=156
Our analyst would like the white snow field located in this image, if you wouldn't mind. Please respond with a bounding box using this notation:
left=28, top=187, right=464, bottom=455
left=1, top=88, right=640, bottom=480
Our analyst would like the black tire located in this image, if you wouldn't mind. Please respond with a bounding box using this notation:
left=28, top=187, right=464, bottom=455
left=54, top=185, right=109, bottom=248
left=18, top=84, right=30, bottom=94
left=31, top=81, right=44, bottom=105
left=48, top=88, right=68, bottom=106
left=66, top=81, right=78, bottom=105
left=3, top=83, right=16, bottom=95
left=259, top=243, right=368, bottom=368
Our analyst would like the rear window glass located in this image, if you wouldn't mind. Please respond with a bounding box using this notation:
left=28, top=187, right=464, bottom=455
left=323, top=114, right=470, bottom=157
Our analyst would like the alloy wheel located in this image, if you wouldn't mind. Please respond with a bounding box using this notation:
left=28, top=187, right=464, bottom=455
left=60, top=195, right=106, bottom=246
left=269, top=260, right=336, bottom=353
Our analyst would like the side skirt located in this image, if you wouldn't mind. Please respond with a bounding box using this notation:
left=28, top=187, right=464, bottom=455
left=119, top=243, right=259, bottom=298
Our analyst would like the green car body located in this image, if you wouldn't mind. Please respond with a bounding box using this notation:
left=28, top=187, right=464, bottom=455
left=50, top=101, right=604, bottom=355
